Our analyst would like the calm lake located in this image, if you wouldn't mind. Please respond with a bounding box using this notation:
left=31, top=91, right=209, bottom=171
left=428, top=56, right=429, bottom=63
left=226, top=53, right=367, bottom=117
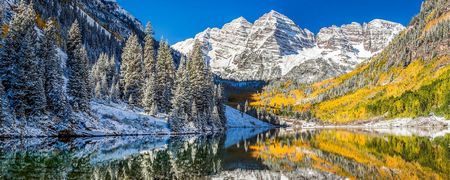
left=1, top=128, right=449, bottom=179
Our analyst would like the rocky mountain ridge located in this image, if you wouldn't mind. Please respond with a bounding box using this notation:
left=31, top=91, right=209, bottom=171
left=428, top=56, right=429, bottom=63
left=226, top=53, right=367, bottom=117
left=173, top=10, right=405, bottom=82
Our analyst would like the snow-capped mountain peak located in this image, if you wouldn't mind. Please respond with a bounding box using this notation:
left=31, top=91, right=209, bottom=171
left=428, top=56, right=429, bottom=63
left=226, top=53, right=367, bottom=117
left=173, top=10, right=405, bottom=82
left=229, top=16, right=251, bottom=25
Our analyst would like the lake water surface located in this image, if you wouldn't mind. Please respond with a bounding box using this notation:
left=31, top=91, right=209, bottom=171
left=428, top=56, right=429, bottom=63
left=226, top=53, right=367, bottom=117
left=1, top=128, right=449, bottom=179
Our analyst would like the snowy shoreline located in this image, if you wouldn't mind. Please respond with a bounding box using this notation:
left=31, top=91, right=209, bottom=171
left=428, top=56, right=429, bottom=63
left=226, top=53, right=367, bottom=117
left=297, top=115, right=450, bottom=129
left=281, top=115, right=450, bottom=137
left=0, top=101, right=273, bottom=138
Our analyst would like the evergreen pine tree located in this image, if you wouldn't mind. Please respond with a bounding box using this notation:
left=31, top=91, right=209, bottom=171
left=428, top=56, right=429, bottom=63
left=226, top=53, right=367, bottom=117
left=204, top=68, right=215, bottom=127
left=214, top=85, right=227, bottom=127
left=108, top=56, right=118, bottom=86
left=169, top=57, right=191, bottom=131
left=0, top=1, right=27, bottom=107
left=0, top=4, right=3, bottom=26
left=187, top=40, right=221, bottom=131
left=143, top=22, right=156, bottom=81
left=0, top=81, right=11, bottom=123
left=8, top=2, right=47, bottom=117
left=187, top=41, right=210, bottom=114
left=67, top=20, right=91, bottom=112
left=92, top=53, right=109, bottom=99
left=174, top=57, right=187, bottom=91
left=0, top=1, right=24, bottom=90
left=142, top=79, right=157, bottom=114
left=142, top=22, right=158, bottom=114
left=120, top=34, right=144, bottom=107
left=79, top=46, right=91, bottom=110
left=40, top=19, right=67, bottom=118
left=155, top=40, right=175, bottom=113
left=109, top=77, right=120, bottom=102
left=92, top=53, right=117, bottom=100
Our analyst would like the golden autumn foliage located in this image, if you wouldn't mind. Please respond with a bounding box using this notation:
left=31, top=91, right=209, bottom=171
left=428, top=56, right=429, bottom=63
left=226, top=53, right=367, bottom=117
left=1, top=24, right=8, bottom=38
left=315, top=56, right=450, bottom=122
left=423, top=11, right=450, bottom=34
left=252, top=55, right=450, bottom=123
left=35, top=13, right=47, bottom=29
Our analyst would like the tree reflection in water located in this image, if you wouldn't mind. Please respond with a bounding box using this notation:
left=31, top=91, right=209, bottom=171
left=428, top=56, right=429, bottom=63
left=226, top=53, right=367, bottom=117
left=0, top=129, right=449, bottom=179
left=250, top=129, right=450, bottom=179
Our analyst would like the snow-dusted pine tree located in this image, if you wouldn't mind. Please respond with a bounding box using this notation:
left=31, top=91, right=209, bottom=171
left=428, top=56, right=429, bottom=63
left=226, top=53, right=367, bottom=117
left=187, top=41, right=216, bottom=129
left=188, top=41, right=208, bottom=111
left=92, top=53, right=106, bottom=98
left=0, top=4, right=3, bottom=26
left=108, top=56, right=118, bottom=86
left=143, top=22, right=156, bottom=81
left=67, top=20, right=91, bottom=112
left=120, top=34, right=144, bottom=107
left=9, top=2, right=47, bottom=117
left=204, top=68, right=216, bottom=128
left=0, top=81, right=11, bottom=123
left=155, top=40, right=175, bottom=113
left=92, top=53, right=116, bottom=99
left=0, top=1, right=27, bottom=104
left=40, top=19, right=67, bottom=118
left=142, top=79, right=157, bottom=114
left=79, top=46, right=92, bottom=110
left=142, top=22, right=158, bottom=114
left=169, top=57, right=192, bottom=132
left=214, top=84, right=227, bottom=128
left=109, top=77, right=121, bottom=102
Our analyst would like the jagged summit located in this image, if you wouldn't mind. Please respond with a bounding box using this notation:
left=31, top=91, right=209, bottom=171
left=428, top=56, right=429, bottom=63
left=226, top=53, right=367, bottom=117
left=231, top=16, right=251, bottom=24
left=259, top=10, right=291, bottom=22
left=173, top=10, right=404, bottom=82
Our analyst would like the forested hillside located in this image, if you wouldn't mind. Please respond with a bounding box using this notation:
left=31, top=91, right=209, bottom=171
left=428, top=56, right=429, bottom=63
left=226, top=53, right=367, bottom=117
left=0, top=1, right=227, bottom=136
left=252, top=0, right=450, bottom=123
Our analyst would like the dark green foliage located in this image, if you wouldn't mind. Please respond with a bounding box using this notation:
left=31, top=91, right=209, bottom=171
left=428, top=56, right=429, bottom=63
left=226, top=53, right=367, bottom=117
left=152, top=150, right=173, bottom=179
left=367, top=70, right=450, bottom=118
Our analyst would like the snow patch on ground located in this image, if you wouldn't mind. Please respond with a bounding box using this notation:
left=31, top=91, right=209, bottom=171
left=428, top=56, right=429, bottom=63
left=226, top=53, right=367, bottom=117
left=225, top=105, right=272, bottom=128
left=88, top=103, right=272, bottom=136
left=88, top=101, right=170, bottom=135
left=296, top=116, right=450, bottom=138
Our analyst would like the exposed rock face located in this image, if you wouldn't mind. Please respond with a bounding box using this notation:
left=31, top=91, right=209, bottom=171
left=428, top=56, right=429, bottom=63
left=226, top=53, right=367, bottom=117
left=77, top=0, right=145, bottom=40
left=317, top=19, right=404, bottom=53
left=173, top=11, right=405, bottom=83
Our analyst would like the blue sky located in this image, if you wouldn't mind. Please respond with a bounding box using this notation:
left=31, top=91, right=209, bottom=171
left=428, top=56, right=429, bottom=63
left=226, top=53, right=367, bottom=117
left=116, top=0, right=423, bottom=44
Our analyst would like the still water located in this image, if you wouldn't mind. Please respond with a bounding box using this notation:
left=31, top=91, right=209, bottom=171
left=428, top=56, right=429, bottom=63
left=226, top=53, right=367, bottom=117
left=0, top=128, right=449, bottom=179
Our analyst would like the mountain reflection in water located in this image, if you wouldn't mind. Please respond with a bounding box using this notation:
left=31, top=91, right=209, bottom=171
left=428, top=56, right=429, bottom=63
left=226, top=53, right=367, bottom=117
left=0, top=128, right=449, bottom=179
